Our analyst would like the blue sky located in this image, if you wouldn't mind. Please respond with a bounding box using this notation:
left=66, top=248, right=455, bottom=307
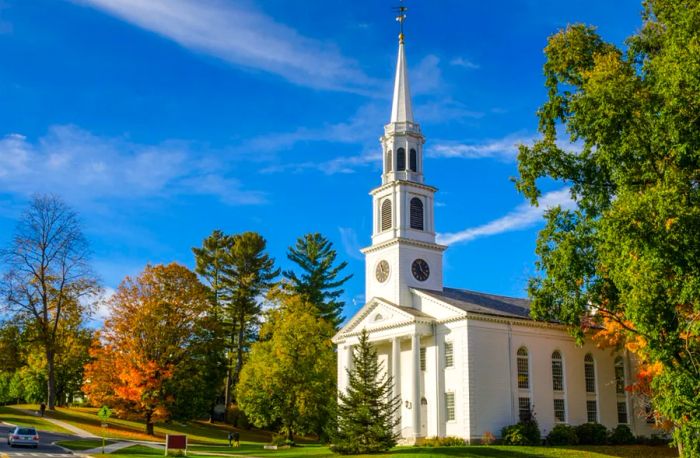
left=0, top=0, right=642, bottom=322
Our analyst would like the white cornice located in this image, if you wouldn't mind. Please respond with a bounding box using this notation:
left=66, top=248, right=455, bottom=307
left=369, top=180, right=438, bottom=196
left=360, top=237, right=448, bottom=254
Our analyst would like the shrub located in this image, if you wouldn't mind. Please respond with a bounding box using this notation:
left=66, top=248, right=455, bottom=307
left=481, top=431, right=495, bottom=445
left=546, top=424, right=579, bottom=445
left=270, top=434, right=295, bottom=447
left=422, top=436, right=467, bottom=447
left=501, top=419, right=541, bottom=446
left=608, top=424, right=635, bottom=445
left=575, top=422, right=608, bottom=445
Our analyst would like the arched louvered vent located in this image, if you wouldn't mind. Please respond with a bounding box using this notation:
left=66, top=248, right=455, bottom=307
left=381, top=199, right=392, bottom=231
left=385, top=150, right=392, bottom=174
left=410, top=148, right=417, bottom=172
left=397, top=147, right=406, bottom=171
left=410, top=197, right=424, bottom=230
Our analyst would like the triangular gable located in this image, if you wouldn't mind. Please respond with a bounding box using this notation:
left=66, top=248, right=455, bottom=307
left=410, top=288, right=469, bottom=320
left=333, top=297, right=432, bottom=342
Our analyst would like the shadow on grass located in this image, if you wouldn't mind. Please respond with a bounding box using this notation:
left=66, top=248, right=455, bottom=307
left=388, top=447, right=550, bottom=458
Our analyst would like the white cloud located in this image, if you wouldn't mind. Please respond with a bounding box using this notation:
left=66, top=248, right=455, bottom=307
left=0, top=125, right=265, bottom=205
left=437, top=188, right=575, bottom=246
left=429, top=133, right=536, bottom=162
left=450, top=57, right=479, bottom=70
left=338, top=227, right=365, bottom=261
left=73, top=0, right=381, bottom=94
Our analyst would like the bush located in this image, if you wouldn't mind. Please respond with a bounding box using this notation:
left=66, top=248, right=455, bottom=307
left=422, top=436, right=467, bottom=447
left=270, top=433, right=295, bottom=447
left=481, top=431, right=495, bottom=445
left=501, top=419, right=541, bottom=446
left=608, top=424, right=635, bottom=445
left=546, top=424, right=579, bottom=445
left=636, top=433, right=671, bottom=446
left=575, top=422, right=608, bottom=445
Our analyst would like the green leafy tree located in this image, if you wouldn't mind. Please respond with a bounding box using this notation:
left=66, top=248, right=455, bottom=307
left=515, top=2, right=700, bottom=455
left=283, top=233, right=352, bottom=329
left=332, top=329, right=400, bottom=455
left=236, top=292, right=336, bottom=442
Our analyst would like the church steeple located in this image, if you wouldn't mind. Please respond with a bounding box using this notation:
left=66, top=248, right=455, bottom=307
left=362, top=7, right=446, bottom=307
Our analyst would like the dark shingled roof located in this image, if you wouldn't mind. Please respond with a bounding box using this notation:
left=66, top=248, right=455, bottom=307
left=415, top=287, right=532, bottom=319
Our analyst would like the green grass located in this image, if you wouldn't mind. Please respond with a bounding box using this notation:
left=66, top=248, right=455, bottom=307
left=0, top=406, right=71, bottom=434
left=56, top=439, right=116, bottom=451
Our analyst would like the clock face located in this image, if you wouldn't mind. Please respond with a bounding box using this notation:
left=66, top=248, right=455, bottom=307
left=411, top=258, right=430, bottom=282
left=375, top=260, right=390, bottom=283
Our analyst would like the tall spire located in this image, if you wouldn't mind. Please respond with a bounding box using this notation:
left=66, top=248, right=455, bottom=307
left=390, top=5, right=413, bottom=124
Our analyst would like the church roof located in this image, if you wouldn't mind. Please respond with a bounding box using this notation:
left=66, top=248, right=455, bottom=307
left=390, top=40, right=414, bottom=123
left=415, top=287, right=532, bottom=320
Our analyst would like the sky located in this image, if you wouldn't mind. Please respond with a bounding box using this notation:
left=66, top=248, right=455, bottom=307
left=0, top=0, right=644, bottom=323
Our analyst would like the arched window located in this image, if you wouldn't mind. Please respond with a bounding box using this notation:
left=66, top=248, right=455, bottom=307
left=397, top=147, right=406, bottom=171
left=552, top=351, right=566, bottom=423
left=584, top=353, right=597, bottom=422
left=381, top=199, right=392, bottom=231
left=410, top=198, right=424, bottom=230
left=409, top=148, right=417, bottom=172
left=385, top=150, right=392, bottom=173
left=517, top=347, right=529, bottom=389
left=615, top=356, right=628, bottom=424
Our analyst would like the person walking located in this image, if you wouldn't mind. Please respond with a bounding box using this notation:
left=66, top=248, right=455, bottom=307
left=39, top=402, right=46, bottom=417
left=233, top=431, right=240, bottom=448
left=227, top=432, right=233, bottom=447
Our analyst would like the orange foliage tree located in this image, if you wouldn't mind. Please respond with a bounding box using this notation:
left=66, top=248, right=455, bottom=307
left=83, top=263, right=220, bottom=435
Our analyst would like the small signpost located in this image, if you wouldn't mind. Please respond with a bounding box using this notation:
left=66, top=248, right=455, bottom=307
left=165, top=434, right=188, bottom=456
left=97, top=405, right=112, bottom=454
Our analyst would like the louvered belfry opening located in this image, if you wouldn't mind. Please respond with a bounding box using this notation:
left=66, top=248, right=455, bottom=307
left=385, top=150, right=393, bottom=173
left=397, top=147, right=406, bottom=171
left=410, top=197, right=424, bottom=230
left=381, top=199, right=392, bottom=231
left=409, top=148, right=417, bottom=172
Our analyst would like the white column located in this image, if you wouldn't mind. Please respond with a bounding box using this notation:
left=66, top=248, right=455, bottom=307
left=411, top=333, right=421, bottom=438
left=391, top=337, right=402, bottom=436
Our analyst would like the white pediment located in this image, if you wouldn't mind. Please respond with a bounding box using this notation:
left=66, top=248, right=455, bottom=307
left=333, top=297, right=434, bottom=342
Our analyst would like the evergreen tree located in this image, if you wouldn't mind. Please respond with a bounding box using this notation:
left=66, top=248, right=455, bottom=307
left=332, top=329, right=400, bottom=455
left=283, top=233, right=352, bottom=329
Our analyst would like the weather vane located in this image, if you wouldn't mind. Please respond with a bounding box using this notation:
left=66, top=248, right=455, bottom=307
left=393, top=1, right=408, bottom=43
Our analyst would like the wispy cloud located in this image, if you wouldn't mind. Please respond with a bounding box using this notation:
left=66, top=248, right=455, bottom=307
left=74, top=0, right=381, bottom=94
left=450, top=57, right=479, bottom=70
left=0, top=125, right=265, bottom=205
left=437, top=188, right=575, bottom=246
left=429, top=133, right=535, bottom=162
left=338, top=227, right=365, bottom=261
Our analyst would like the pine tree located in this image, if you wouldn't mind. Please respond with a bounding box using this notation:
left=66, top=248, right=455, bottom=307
left=283, top=233, right=352, bottom=329
left=332, top=329, right=400, bottom=455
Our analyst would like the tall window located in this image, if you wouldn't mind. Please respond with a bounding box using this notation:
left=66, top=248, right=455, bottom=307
left=615, top=356, right=628, bottom=424
left=584, top=354, right=596, bottom=393
left=444, top=342, right=454, bottom=368
left=385, top=150, right=392, bottom=173
left=420, top=347, right=426, bottom=371
left=397, top=147, right=406, bottom=171
left=552, top=351, right=566, bottom=423
left=518, top=397, right=531, bottom=421
left=445, top=392, right=455, bottom=421
left=381, top=199, right=392, bottom=231
left=517, top=347, right=529, bottom=389
left=409, top=148, right=417, bottom=172
left=586, top=400, right=598, bottom=423
left=410, top=198, right=424, bottom=230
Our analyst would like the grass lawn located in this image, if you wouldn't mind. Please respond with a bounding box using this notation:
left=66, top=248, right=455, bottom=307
left=0, top=406, right=71, bottom=434
left=12, top=404, right=271, bottom=444
left=57, top=439, right=116, bottom=451
left=85, top=443, right=679, bottom=458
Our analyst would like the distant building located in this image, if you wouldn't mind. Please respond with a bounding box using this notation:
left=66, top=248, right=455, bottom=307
left=332, top=22, right=656, bottom=444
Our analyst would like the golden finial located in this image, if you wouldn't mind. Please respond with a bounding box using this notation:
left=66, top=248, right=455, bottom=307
left=394, top=1, right=407, bottom=43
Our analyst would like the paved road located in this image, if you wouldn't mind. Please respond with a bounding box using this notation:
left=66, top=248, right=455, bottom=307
left=0, top=425, right=76, bottom=456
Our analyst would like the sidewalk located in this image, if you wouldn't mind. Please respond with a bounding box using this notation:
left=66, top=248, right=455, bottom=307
left=82, top=440, right=164, bottom=455
left=8, top=407, right=98, bottom=438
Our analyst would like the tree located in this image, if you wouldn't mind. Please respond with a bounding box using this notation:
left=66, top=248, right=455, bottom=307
left=332, top=329, right=400, bottom=455
left=192, top=231, right=278, bottom=408
left=515, top=2, right=700, bottom=454
left=283, top=233, right=352, bottom=329
left=82, top=263, right=223, bottom=435
left=0, top=194, right=100, bottom=409
left=236, top=292, right=336, bottom=442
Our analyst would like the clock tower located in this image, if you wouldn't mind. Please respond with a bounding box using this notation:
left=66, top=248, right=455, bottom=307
left=361, top=25, right=446, bottom=307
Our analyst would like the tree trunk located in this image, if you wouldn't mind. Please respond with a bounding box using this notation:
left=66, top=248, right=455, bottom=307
left=231, top=312, right=246, bottom=399
left=145, top=410, right=154, bottom=436
left=223, top=362, right=233, bottom=408
left=46, top=348, right=56, bottom=410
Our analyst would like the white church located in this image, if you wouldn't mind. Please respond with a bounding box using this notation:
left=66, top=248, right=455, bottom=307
left=332, top=24, right=656, bottom=444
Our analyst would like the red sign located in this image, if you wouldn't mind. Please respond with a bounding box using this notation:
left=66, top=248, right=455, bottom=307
left=165, top=434, right=187, bottom=455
